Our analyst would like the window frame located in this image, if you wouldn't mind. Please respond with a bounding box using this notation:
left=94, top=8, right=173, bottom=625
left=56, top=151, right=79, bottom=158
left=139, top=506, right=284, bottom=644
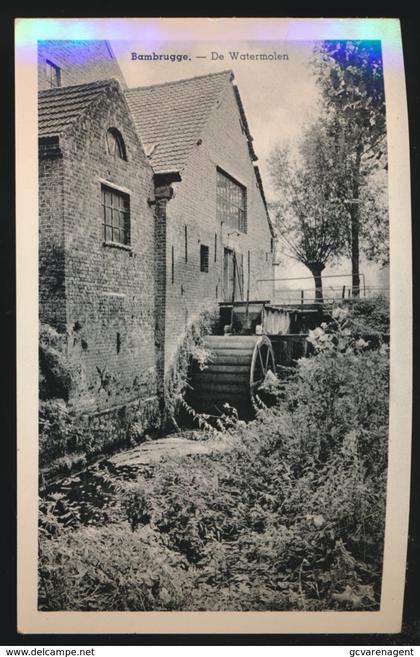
left=101, top=184, right=131, bottom=247
left=216, top=167, right=247, bottom=234
left=200, top=244, right=209, bottom=273
left=105, top=128, right=128, bottom=161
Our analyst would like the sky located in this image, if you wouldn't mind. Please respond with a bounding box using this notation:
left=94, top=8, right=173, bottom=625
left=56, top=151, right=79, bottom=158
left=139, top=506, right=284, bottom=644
left=111, top=40, right=321, bottom=202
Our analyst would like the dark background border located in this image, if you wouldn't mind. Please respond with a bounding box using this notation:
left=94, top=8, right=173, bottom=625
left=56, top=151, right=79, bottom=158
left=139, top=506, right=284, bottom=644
left=1, top=8, right=419, bottom=646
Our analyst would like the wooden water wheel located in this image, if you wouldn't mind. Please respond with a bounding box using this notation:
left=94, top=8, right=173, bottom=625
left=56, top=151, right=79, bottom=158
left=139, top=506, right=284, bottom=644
left=189, top=334, right=276, bottom=419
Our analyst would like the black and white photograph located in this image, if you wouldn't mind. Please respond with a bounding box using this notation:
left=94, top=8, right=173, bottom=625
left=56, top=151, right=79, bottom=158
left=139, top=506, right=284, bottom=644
left=15, top=18, right=411, bottom=634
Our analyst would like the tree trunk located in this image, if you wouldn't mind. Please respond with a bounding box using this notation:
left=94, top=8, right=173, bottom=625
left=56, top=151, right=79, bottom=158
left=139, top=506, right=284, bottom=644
left=350, top=145, right=363, bottom=297
left=350, top=204, right=360, bottom=296
left=308, top=262, right=325, bottom=304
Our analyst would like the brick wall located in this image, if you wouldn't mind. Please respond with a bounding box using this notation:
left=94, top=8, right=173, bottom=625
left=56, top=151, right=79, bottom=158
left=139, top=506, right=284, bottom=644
left=154, top=190, right=169, bottom=402
left=39, top=70, right=275, bottom=430
left=38, top=40, right=126, bottom=91
left=39, top=139, right=67, bottom=330
left=164, top=81, right=274, bottom=367
left=39, top=81, right=158, bottom=417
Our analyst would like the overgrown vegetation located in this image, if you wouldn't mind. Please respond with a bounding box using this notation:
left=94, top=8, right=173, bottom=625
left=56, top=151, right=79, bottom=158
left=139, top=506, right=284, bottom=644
left=39, top=399, right=87, bottom=471
left=341, top=294, right=390, bottom=335
left=39, top=307, right=217, bottom=475
left=163, top=305, right=218, bottom=428
left=39, top=324, right=79, bottom=401
left=39, top=303, right=389, bottom=611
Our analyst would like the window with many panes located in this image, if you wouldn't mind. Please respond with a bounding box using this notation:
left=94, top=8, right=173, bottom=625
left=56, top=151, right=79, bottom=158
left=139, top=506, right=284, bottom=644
left=45, top=60, right=61, bottom=88
left=101, top=185, right=130, bottom=246
left=216, top=168, right=247, bottom=233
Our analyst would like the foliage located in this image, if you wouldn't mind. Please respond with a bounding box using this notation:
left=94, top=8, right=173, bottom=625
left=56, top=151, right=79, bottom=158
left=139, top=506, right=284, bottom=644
left=164, top=305, right=218, bottom=428
left=39, top=324, right=81, bottom=400
left=39, top=310, right=389, bottom=611
left=38, top=398, right=127, bottom=475
left=39, top=323, right=97, bottom=471
left=39, top=321, right=161, bottom=474
left=312, top=40, right=389, bottom=282
left=340, top=294, right=390, bottom=335
left=289, top=306, right=389, bottom=466
left=39, top=399, right=86, bottom=468
left=313, top=41, right=386, bottom=157
left=357, top=173, right=389, bottom=267
left=119, top=483, right=152, bottom=531
left=38, top=523, right=188, bottom=611
left=268, top=119, right=349, bottom=300
left=269, top=40, right=389, bottom=294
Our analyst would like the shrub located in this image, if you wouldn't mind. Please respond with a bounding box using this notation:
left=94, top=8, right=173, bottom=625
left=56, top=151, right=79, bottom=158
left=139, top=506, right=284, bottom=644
left=286, top=307, right=389, bottom=465
left=39, top=333, right=161, bottom=474
left=120, top=483, right=152, bottom=531
left=339, top=294, right=390, bottom=335
left=39, top=399, right=85, bottom=467
left=39, top=399, right=129, bottom=474
left=39, top=324, right=81, bottom=400
left=164, top=305, right=218, bottom=428
left=39, top=307, right=389, bottom=611
left=38, top=523, right=189, bottom=611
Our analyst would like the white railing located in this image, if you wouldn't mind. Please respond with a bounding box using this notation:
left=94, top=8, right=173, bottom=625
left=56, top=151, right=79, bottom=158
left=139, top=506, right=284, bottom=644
left=256, top=274, right=389, bottom=305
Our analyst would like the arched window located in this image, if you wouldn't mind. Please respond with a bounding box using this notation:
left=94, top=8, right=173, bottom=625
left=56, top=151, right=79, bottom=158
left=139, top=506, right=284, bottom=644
left=105, top=128, right=127, bottom=161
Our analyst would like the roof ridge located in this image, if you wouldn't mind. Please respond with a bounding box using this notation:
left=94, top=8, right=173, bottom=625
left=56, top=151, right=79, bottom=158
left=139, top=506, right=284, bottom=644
left=39, top=78, right=120, bottom=96
left=125, top=69, right=234, bottom=93
left=38, top=78, right=122, bottom=141
left=124, top=69, right=236, bottom=174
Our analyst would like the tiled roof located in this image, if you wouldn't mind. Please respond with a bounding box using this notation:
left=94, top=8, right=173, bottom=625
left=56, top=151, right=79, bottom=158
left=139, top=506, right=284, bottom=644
left=124, top=71, right=233, bottom=174
left=38, top=71, right=274, bottom=235
left=38, top=79, right=117, bottom=138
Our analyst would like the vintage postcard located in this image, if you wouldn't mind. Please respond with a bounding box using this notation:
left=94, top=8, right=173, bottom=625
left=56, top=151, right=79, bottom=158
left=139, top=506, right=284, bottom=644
left=15, top=18, right=412, bottom=634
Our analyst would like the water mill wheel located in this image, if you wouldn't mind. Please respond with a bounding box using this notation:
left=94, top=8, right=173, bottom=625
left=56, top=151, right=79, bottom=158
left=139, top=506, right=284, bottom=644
left=189, top=334, right=276, bottom=419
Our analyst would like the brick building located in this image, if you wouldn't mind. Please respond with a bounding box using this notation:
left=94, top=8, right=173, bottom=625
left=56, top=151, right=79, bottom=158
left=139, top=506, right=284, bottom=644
left=38, top=40, right=126, bottom=91
left=125, top=72, right=274, bottom=367
left=38, top=42, right=274, bottom=433
left=39, top=79, right=159, bottom=427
